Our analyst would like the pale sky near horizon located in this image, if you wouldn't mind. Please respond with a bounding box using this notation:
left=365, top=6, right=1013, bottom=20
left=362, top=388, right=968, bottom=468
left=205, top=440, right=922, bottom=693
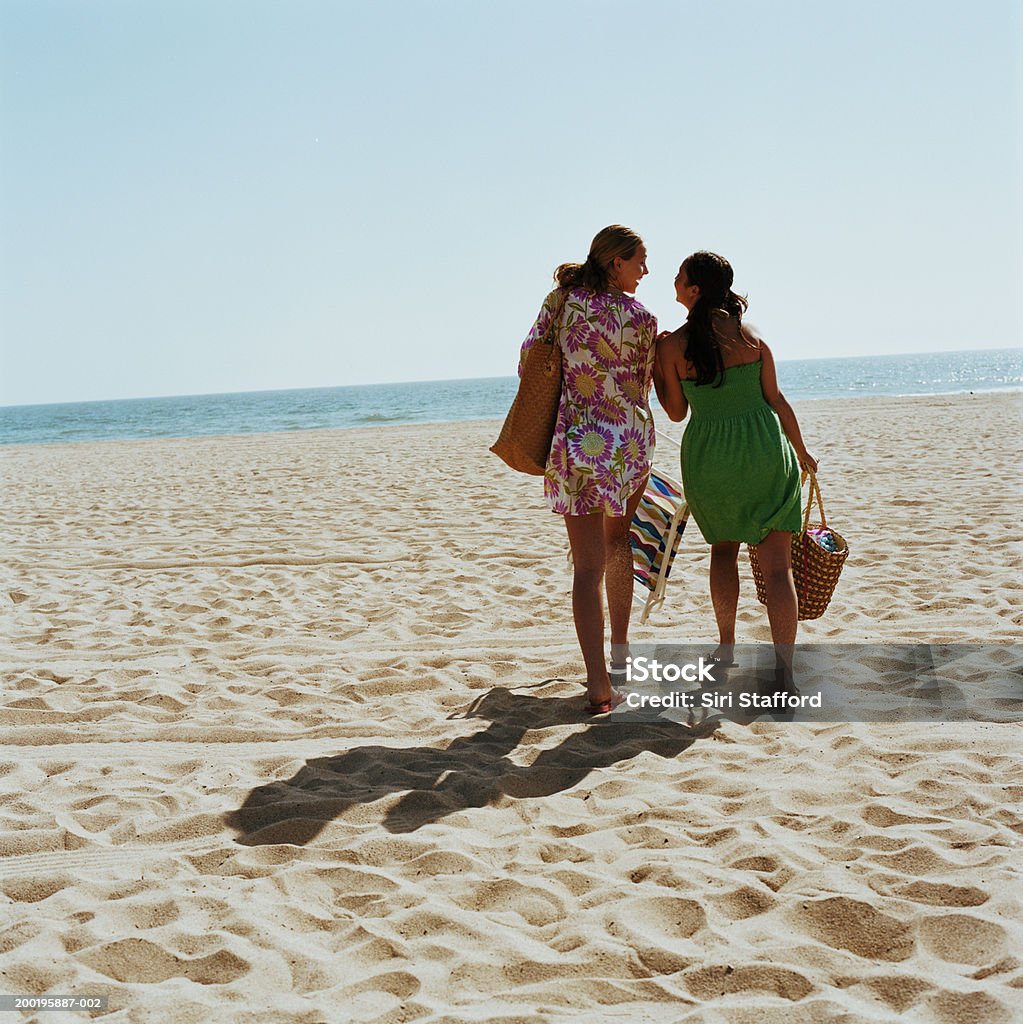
left=1, top=0, right=1020, bottom=406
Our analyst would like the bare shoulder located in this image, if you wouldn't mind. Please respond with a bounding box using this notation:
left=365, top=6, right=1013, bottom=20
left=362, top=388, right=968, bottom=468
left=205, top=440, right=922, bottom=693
left=663, top=329, right=688, bottom=366
left=663, top=327, right=691, bottom=373
left=739, top=319, right=765, bottom=350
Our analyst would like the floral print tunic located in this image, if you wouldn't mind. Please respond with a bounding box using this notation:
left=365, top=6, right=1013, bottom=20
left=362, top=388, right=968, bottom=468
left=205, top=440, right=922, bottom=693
left=519, top=286, right=657, bottom=515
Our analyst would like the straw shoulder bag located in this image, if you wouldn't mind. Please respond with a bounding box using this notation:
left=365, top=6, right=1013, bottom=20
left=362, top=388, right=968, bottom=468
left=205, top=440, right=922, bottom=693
left=490, top=289, right=566, bottom=476
left=749, top=469, right=849, bottom=620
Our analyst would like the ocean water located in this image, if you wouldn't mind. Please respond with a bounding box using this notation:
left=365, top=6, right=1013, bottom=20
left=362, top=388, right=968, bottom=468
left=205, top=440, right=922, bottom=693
left=1, top=348, right=1020, bottom=447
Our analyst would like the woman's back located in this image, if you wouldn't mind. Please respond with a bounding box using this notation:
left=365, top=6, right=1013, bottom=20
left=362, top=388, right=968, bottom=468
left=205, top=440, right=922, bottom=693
left=559, top=286, right=656, bottom=412
left=519, top=283, right=657, bottom=517
left=682, top=313, right=762, bottom=378
left=682, top=359, right=766, bottom=420
left=677, top=317, right=800, bottom=545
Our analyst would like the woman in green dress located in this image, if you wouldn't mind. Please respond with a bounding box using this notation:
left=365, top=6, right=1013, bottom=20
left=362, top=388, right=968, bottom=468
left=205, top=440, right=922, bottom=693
left=653, top=251, right=817, bottom=681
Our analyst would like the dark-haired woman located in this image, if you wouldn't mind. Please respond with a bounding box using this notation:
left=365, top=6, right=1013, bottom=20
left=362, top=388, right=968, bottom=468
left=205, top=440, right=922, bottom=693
left=518, top=225, right=658, bottom=714
left=654, top=252, right=817, bottom=681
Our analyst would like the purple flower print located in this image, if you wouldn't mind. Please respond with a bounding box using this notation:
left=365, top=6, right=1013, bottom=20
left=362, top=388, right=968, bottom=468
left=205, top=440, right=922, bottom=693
left=620, top=428, right=645, bottom=473
left=595, top=460, right=622, bottom=496
left=548, top=434, right=571, bottom=478
left=532, top=296, right=562, bottom=342
left=528, top=286, right=657, bottom=517
left=615, top=370, right=644, bottom=405
left=632, top=305, right=656, bottom=335
left=572, top=484, right=598, bottom=515
left=596, top=394, right=627, bottom=426
left=591, top=334, right=621, bottom=369
left=563, top=315, right=596, bottom=354
left=518, top=294, right=559, bottom=376
left=547, top=491, right=569, bottom=515
left=589, top=292, right=623, bottom=334
left=567, top=363, right=604, bottom=403
left=570, top=425, right=614, bottom=467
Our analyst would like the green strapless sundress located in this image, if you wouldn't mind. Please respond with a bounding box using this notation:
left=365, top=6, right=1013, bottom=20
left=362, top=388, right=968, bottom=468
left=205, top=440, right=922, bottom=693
left=680, top=360, right=801, bottom=545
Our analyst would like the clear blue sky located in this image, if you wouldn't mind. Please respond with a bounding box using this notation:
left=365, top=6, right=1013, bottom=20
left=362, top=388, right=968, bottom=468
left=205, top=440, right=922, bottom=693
left=1, top=0, right=1020, bottom=406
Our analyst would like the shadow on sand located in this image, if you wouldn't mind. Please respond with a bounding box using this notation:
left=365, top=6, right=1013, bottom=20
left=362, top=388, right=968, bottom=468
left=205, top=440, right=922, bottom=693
left=225, top=685, right=718, bottom=842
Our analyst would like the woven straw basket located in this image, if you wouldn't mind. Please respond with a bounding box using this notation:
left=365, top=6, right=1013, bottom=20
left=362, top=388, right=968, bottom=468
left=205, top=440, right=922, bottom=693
left=748, top=469, right=848, bottom=621
left=490, top=295, right=564, bottom=476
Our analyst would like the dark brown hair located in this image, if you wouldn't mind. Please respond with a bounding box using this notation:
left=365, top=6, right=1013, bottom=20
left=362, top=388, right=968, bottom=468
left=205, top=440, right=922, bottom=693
left=682, top=251, right=749, bottom=387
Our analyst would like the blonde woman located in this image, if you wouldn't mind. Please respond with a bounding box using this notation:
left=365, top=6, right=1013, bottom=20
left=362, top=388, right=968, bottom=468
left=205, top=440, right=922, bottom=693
left=518, top=225, right=658, bottom=713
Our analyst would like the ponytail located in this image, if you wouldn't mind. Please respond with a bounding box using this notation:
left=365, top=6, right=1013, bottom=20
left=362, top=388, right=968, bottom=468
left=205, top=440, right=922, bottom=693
left=554, top=253, right=610, bottom=292
left=553, top=224, right=642, bottom=294
left=681, top=252, right=749, bottom=387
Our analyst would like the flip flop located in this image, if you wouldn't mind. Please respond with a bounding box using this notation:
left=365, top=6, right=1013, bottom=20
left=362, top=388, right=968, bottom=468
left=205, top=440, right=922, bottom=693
left=585, top=689, right=626, bottom=716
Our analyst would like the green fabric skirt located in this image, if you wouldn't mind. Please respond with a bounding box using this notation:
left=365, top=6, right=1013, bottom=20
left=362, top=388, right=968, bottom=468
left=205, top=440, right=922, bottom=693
left=680, top=361, right=802, bottom=545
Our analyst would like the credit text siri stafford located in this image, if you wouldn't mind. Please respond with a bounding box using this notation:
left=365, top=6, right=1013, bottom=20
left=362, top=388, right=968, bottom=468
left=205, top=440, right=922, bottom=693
left=625, top=690, right=823, bottom=710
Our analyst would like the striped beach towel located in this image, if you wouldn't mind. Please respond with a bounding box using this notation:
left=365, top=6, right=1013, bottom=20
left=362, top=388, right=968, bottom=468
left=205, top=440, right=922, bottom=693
left=631, top=469, right=689, bottom=623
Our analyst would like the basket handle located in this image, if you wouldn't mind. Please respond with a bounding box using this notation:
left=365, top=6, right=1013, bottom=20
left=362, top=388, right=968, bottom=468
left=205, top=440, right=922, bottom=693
left=800, top=468, right=828, bottom=532
left=540, top=290, right=568, bottom=348
left=540, top=290, right=568, bottom=377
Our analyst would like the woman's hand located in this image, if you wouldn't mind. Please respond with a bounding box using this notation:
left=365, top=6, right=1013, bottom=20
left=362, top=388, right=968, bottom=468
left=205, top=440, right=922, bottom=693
left=797, top=450, right=819, bottom=474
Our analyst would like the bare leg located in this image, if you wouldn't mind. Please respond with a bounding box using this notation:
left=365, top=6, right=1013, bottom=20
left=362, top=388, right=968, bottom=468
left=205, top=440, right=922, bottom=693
left=604, top=477, right=647, bottom=667
left=564, top=513, right=614, bottom=705
left=752, top=530, right=798, bottom=682
left=709, top=541, right=740, bottom=661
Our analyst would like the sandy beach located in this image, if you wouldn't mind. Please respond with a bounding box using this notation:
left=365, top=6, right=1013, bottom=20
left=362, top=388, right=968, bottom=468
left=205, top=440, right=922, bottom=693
left=1, top=391, right=1021, bottom=1023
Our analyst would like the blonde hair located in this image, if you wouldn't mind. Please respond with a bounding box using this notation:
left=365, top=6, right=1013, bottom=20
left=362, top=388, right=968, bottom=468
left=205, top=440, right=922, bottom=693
left=554, top=224, right=643, bottom=292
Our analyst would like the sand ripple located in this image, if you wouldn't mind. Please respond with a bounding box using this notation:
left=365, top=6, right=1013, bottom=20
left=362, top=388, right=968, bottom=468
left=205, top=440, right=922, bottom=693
left=1, top=399, right=1021, bottom=1021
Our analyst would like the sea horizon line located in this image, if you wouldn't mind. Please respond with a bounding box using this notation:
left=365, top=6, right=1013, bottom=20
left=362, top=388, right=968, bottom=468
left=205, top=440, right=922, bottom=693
left=2, top=345, right=1021, bottom=411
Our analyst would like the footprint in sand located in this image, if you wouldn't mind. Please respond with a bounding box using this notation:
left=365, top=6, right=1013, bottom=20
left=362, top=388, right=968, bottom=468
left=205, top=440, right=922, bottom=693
left=790, top=896, right=913, bottom=962
left=605, top=895, right=706, bottom=946
left=1, top=962, right=68, bottom=997
left=0, top=921, right=43, bottom=957
left=341, top=970, right=421, bottom=1000
left=918, top=914, right=1008, bottom=965
left=683, top=963, right=814, bottom=1002
left=709, top=884, right=777, bottom=920
left=858, top=974, right=935, bottom=1014
left=79, top=938, right=249, bottom=984
left=893, top=881, right=990, bottom=908
left=457, top=878, right=565, bottom=927
left=1, top=873, right=75, bottom=904
left=926, top=990, right=1014, bottom=1024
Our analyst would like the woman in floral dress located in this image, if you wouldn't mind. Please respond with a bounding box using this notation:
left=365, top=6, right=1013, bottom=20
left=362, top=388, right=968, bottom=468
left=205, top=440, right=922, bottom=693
left=518, top=225, right=658, bottom=713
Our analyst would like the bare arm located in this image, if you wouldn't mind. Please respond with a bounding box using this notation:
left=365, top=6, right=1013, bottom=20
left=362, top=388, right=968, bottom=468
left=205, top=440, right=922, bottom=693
left=760, top=342, right=818, bottom=472
left=653, top=331, right=689, bottom=422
